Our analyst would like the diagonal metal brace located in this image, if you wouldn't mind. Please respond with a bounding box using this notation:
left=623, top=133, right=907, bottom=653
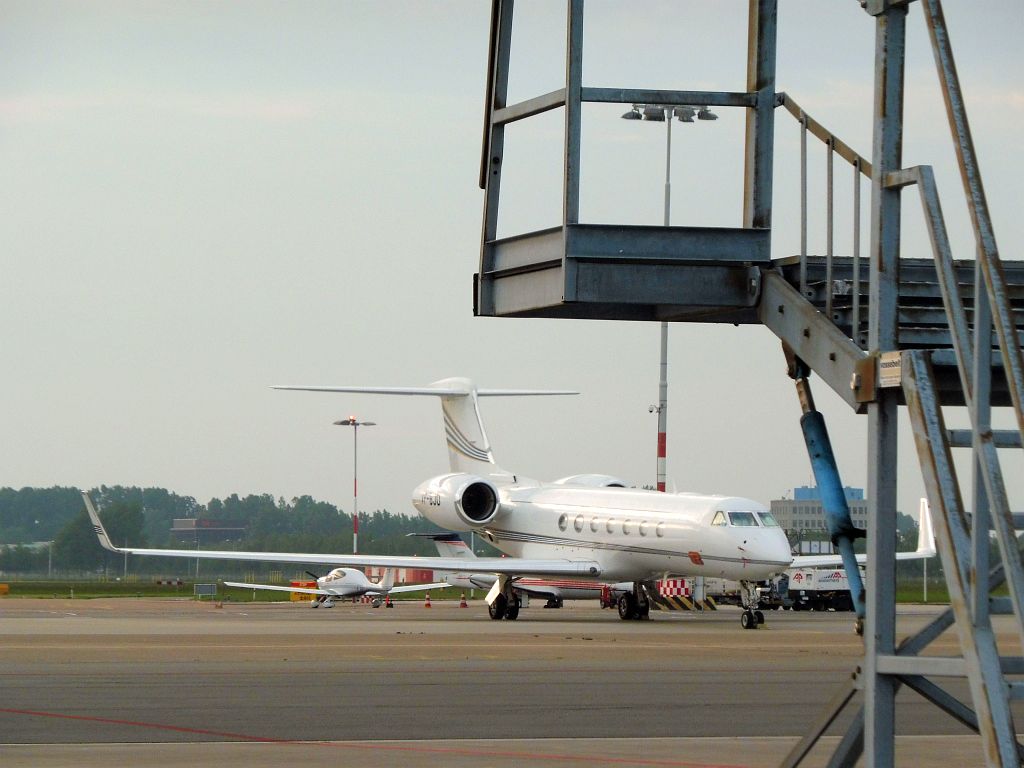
left=779, top=675, right=860, bottom=768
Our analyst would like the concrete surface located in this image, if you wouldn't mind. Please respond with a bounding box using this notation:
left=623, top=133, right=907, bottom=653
left=0, top=597, right=1016, bottom=767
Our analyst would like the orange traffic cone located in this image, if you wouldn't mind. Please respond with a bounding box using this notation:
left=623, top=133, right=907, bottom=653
left=424, top=592, right=432, bottom=608
left=459, top=593, right=468, bottom=608
left=385, top=594, right=393, bottom=608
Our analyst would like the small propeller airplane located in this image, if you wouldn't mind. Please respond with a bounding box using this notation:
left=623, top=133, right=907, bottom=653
left=84, top=376, right=935, bottom=630
left=222, top=567, right=449, bottom=608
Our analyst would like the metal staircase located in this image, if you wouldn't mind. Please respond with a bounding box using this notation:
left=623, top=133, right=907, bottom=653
left=778, top=256, right=1024, bottom=354
left=474, top=1, right=1024, bottom=764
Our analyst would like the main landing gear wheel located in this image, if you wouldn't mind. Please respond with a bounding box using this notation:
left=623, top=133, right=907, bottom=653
left=617, top=592, right=638, bottom=620
left=741, top=610, right=758, bottom=630
left=504, top=595, right=521, bottom=621
left=488, top=594, right=508, bottom=621
left=754, top=610, right=765, bottom=625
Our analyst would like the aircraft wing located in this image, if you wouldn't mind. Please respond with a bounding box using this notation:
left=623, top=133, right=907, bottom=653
left=84, top=493, right=601, bottom=578
left=789, top=498, right=936, bottom=569
left=223, top=581, right=336, bottom=596
left=385, top=582, right=451, bottom=594
left=790, top=549, right=934, bottom=569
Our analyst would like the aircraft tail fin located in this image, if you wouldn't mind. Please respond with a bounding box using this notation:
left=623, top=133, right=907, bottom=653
left=82, top=492, right=121, bottom=553
left=429, top=533, right=477, bottom=559
left=917, top=497, right=936, bottom=556
left=273, top=377, right=577, bottom=479
left=380, top=568, right=396, bottom=590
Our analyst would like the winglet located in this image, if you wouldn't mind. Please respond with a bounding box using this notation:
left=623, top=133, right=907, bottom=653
left=917, top=497, right=936, bottom=556
left=82, top=492, right=121, bottom=553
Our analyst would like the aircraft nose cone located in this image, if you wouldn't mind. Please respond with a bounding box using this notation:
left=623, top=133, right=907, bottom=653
left=743, top=528, right=792, bottom=568
left=770, top=530, right=793, bottom=563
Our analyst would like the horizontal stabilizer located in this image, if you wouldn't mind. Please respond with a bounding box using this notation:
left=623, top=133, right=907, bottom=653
left=272, top=384, right=577, bottom=397
left=273, top=377, right=576, bottom=477
left=274, top=385, right=472, bottom=397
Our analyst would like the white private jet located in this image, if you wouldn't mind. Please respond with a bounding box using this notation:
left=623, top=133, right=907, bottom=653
left=83, top=377, right=934, bottom=630
left=423, top=495, right=936, bottom=615
left=223, top=567, right=449, bottom=608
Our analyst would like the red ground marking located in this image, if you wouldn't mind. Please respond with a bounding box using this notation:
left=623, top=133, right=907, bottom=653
left=0, top=707, right=750, bottom=768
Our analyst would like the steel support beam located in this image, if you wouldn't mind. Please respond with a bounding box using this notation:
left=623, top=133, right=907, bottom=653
left=923, top=0, right=1024, bottom=441
left=862, top=6, right=906, bottom=766
left=476, top=0, right=514, bottom=316
left=902, top=351, right=1020, bottom=767
left=743, top=0, right=777, bottom=230
left=758, top=272, right=871, bottom=412
left=581, top=87, right=755, bottom=108
left=563, top=0, right=582, bottom=230
left=948, top=430, right=1021, bottom=449
left=493, top=89, right=566, bottom=125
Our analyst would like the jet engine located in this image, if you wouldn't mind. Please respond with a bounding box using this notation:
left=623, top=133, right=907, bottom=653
left=412, top=473, right=503, bottom=531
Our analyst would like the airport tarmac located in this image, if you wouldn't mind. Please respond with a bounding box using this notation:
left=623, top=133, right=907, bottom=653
left=0, top=597, right=1018, bottom=767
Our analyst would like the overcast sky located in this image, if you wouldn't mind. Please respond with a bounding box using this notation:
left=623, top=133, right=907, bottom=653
left=2, top=1, right=1021, bottom=524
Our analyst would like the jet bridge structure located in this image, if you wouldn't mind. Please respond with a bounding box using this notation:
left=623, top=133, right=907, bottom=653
left=474, top=1, right=1024, bottom=766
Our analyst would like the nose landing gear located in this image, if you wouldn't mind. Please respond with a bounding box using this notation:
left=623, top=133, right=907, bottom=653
left=739, top=581, right=764, bottom=629
left=740, top=609, right=765, bottom=629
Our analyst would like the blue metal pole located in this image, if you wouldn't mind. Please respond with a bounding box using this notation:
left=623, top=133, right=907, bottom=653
left=800, top=410, right=866, bottom=620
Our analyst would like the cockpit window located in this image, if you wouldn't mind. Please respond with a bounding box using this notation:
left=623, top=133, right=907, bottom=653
left=757, top=511, right=780, bottom=527
left=711, top=511, right=727, bottom=526
left=728, top=511, right=760, bottom=527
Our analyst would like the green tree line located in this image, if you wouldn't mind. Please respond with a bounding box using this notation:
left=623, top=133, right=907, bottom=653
left=0, top=485, right=450, bottom=576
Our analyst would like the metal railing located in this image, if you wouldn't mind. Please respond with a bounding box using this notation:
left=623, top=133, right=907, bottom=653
left=779, top=93, right=871, bottom=342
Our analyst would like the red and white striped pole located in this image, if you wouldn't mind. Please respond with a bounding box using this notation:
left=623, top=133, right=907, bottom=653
left=656, top=322, right=668, bottom=492
left=656, top=109, right=670, bottom=493
left=334, top=416, right=376, bottom=554
left=352, top=427, right=358, bottom=555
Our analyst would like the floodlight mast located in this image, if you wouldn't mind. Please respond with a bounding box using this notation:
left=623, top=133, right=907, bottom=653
left=620, top=103, right=717, bottom=492
left=334, top=417, right=376, bottom=554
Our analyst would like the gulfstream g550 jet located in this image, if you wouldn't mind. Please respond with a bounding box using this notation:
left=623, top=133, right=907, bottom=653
left=86, top=377, right=925, bottom=629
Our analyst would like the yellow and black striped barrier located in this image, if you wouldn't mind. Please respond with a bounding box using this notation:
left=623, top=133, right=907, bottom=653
left=652, top=594, right=694, bottom=611
left=651, top=594, right=718, bottom=611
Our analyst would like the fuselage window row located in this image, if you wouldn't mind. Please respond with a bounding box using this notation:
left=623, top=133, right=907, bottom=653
left=556, top=513, right=665, bottom=538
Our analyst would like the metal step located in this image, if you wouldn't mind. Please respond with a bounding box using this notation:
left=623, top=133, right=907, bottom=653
left=761, top=262, right=1021, bottom=411
left=778, top=255, right=1024, bottom=309
left=776, top=255, right=1024, bottom=351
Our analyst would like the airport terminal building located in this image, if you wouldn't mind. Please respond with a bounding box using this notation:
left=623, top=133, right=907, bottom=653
left=770, top=486, right=868, bottom=553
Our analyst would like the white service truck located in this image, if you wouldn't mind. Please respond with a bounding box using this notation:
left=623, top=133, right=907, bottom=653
left=707, top=567, right=862, bottom=612
left=778, top=567, right=860, bottom=612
